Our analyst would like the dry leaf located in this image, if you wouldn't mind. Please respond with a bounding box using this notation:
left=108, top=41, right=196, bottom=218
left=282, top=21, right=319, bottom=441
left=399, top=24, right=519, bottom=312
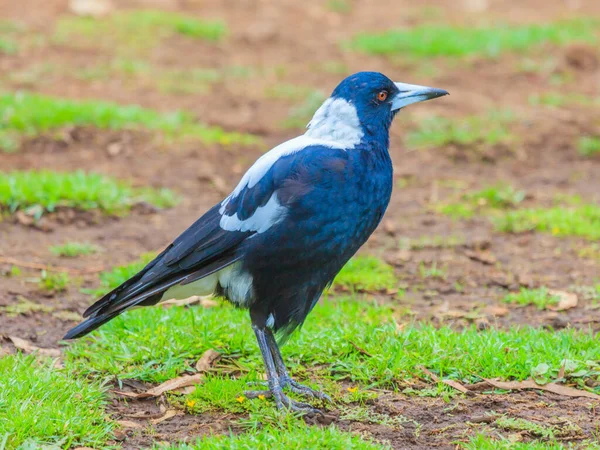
left=349, top=341, right=373, bottom=357
left=8, top=336, right=60, bottom=357
left=150, top=409, right=181, bottom=425
left=488, top=306, right=509, bottom=317
left=116, top=420, right=142, bottom=429
left=547, top=290, right=578, bottom=311
left=420, top=366, right=470, bottom=394
left=69, top=0, right=113, bottom=17
left=557, top=359, right=566, bottom=380
left=196, top=348, right=221, bottom=372
left=114, top=374, right=203, bottom=399
left=161, top=296, right=218, bottom=308
left=464, top=249, right=497, bottom=265
left=173, top=385, right=196, bottom=395
left=382, top=220, right=396, bottom=236
left=482, top=378, right=600, bottom=399
left=113, top=349, right=219, bottom=399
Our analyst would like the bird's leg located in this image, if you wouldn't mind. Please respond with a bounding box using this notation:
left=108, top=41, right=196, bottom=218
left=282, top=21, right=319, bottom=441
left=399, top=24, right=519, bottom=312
left=265, top=329, right=331, bottom=402
left=244, top=325, right=320, bottom=414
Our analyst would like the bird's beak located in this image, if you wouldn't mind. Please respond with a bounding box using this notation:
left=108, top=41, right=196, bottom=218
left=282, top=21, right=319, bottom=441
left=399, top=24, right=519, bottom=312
left=391, top=82, right=449, bottom=111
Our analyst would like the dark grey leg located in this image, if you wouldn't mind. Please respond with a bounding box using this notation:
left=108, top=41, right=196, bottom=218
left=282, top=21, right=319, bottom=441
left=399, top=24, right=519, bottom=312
left=244, top=325, right=320, bottom=414
left=265, top=329, right=331, bottom=402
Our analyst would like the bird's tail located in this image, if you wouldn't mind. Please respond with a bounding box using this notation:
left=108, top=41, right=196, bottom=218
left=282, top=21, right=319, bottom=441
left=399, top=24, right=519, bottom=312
left=63, top=253, right=240, bottom=340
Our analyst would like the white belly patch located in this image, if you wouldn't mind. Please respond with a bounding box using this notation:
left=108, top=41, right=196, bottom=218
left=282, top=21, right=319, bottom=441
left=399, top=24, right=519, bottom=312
left=160, top=262, right=254, bottom=307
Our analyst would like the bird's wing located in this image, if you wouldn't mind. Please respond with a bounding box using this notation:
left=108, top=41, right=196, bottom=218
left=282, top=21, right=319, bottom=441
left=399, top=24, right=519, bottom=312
left=65, top=136, right=346, bottom=339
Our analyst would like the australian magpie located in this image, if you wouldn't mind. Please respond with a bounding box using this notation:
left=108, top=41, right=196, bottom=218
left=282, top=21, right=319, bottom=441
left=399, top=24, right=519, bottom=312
left=65, top=72, right=448, bottom=413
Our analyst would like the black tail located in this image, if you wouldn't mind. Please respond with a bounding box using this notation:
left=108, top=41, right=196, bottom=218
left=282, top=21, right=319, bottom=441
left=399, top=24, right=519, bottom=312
left=63, top=310, right=125, bottom=339
left=63, top=253, right=240, bottom=340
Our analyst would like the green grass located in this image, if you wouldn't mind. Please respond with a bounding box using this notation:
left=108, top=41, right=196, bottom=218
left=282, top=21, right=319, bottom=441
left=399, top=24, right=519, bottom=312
left=438, top=184, right=525, bottom=219
left=493, top=415, right=578, bottom=439
left=0, top=37, right=17, bottom=55
left=70, top=59, right=254, bottom=95
left=180, top=375, right=259, bottom=415
left=333, top=256, right=397, bottom=292
left=65, top=296, right=600, bottom=390
left=0, top=92, right=258, bottom=151
left=281, top=91, right=327, bottom=129
left=578, top=136, right=600, bottom=157
left=50, top=242, right=100, bottom=258
left=156, top=420, right=388, bottom=449
left=0, top=20, right=22, bottom=55
left=419, top=261, right=447, bottom=280
left=407, top=111, right=515, bottom=150
left=460, top=434, right=598, bottom=449
left=38, top=270, right=71, bottom=293
left=0, top=353, right=113, bottom=449
left=326, top=0, right=353, bottom=14
left=503, top=288, right=559, bottom=310
left=348, top=18, right=599, bottom=59
left=494, top=205, right=600, bottom=240
left=0, top=297, right=53, bottom=317
left=54, top=10, right=226, bottom=55
left=0, top=170, right=178, bottom=215
left=528, top=92, right=597, bottom=108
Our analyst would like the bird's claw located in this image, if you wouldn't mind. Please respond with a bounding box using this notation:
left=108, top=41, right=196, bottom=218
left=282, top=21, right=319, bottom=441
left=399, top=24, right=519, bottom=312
left=244, top=379, right=327, bottom=416
left=280, top=375, right=332, bottom=402
left=246, top=376, right=331, bottom=403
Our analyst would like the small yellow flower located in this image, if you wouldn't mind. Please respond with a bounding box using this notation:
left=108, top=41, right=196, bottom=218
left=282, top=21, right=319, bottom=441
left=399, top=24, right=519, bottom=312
left=552, top=227, right=560, bottom=235
left=186, top=399, right=196, bottom=408
left=236, top=396, right=246, bottom=403
left=258, top=394, right=266, bottom=401
left=347, top=386, right=358, bottom=393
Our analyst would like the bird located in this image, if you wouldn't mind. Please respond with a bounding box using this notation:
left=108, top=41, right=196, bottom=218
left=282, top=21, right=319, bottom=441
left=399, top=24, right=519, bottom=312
left=64, top=72, right=448, bottom=414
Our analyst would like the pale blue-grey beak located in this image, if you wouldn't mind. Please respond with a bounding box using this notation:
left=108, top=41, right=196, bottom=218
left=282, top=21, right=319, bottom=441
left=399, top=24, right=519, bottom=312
left=391, top=82, right=449, bottom=111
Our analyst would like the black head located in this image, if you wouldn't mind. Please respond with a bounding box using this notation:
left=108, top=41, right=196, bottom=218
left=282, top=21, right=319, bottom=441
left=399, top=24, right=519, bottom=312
left=329, top=71, right=448, bottom=138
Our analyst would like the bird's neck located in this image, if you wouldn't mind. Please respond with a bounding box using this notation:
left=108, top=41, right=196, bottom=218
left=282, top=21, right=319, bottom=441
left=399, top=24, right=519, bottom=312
left=305, top=97, right=391, bottom=150
left=305, top=97, right=365, bottom=148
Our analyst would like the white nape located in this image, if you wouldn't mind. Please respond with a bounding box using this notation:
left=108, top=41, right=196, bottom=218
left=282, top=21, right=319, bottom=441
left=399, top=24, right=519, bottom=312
left=220, top=192, right=287, bottom=233
left=305, top=98, right=364, bottom=148
left=160, top=262, right=254, bottom=306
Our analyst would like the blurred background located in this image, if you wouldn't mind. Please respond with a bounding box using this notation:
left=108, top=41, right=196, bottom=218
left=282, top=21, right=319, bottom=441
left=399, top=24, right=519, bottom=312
left=1, top=0, right=600, bottom=447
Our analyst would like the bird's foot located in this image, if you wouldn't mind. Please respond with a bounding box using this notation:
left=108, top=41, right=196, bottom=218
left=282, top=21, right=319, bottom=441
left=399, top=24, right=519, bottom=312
left=245, top=384, right=323, bottom=416
left=279, top=375, right=332, bottom=402
left=246, top=376, right=331, bottom=402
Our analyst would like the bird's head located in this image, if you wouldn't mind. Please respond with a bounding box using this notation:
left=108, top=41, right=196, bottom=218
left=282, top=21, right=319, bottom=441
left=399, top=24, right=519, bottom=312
left=306, top=71, right=448, bottom=147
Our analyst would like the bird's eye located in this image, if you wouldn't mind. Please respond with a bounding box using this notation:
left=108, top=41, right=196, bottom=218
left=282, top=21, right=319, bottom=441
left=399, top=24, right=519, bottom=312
left=377, top=90, right=388, bottom=101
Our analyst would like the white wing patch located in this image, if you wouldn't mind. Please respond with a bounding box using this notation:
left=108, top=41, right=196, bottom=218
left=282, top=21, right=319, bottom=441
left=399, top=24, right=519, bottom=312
left=305, top=98, right=364, bottom=148
left=220, top=192, right=287, bottom=233
left=218, top=97, right=363, bottom=233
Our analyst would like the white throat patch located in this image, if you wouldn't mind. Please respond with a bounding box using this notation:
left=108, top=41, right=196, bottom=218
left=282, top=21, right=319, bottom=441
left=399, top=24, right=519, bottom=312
left=305, top=98, right=363, bottom=148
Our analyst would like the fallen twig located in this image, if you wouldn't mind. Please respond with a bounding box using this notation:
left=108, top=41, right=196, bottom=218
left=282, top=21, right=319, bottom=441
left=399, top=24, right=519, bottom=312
left=419, top=366, right=471, bottom=394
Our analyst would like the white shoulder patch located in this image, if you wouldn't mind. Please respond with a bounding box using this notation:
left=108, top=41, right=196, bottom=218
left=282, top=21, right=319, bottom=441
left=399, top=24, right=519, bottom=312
left=223, top=135, right=343, bottom=203
left=220, top=192, right=287, bottom=233
left=218, top=97, right=363, bottom=232
left=305, top=98, right=364, bottom=148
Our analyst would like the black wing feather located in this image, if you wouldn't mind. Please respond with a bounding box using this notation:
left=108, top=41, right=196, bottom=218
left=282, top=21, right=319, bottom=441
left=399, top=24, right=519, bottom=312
left=65, top=205, right=252, bottom=339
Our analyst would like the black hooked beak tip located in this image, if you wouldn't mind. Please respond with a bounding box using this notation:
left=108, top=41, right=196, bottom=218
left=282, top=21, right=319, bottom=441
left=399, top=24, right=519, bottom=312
left=391, top=82, right=449, bottom=111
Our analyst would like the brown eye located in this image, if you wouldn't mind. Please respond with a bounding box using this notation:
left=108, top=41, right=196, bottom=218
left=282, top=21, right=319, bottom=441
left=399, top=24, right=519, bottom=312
left=377, top=90, right=388, bottom=101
